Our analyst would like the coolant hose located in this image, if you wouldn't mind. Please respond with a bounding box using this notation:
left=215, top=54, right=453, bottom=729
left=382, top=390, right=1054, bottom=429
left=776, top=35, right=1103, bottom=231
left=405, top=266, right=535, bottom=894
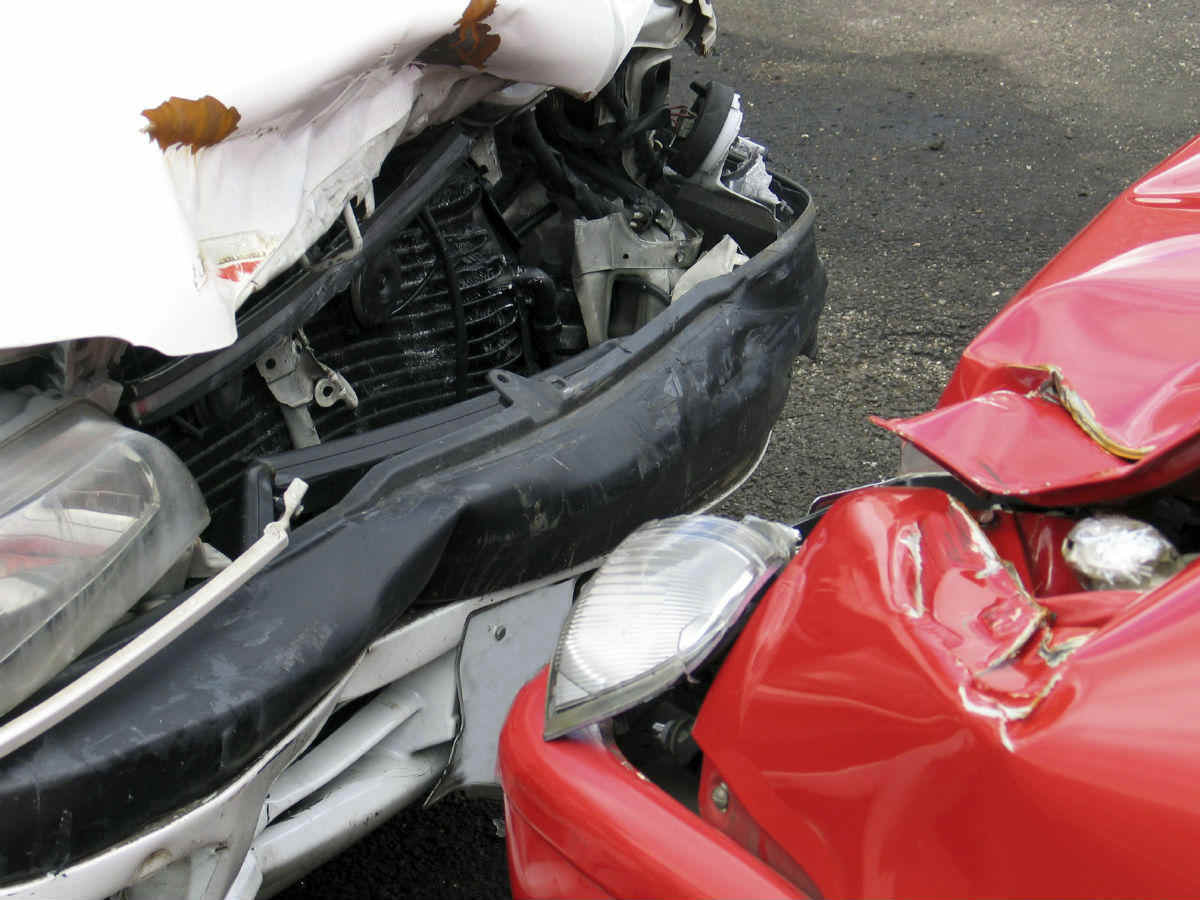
left=508, top=266, right=562, bottom=360
left=519, top=111, right=611, bottom=220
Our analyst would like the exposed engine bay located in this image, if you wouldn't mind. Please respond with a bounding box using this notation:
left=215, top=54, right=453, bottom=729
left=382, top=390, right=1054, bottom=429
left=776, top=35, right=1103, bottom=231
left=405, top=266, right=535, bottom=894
left=0, top=53, right=801, bottom=561
left=0, top=4, right=831, bottom=892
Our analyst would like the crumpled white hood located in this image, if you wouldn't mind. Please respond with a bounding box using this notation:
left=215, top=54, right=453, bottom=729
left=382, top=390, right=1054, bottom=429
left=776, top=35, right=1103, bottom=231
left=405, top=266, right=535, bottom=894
left=6, top=0, right=711, bottom=356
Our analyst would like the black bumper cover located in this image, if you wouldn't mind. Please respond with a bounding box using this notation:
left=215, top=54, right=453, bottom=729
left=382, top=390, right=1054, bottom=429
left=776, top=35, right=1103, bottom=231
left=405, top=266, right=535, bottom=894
left=0, top=194, right=825, bottom=882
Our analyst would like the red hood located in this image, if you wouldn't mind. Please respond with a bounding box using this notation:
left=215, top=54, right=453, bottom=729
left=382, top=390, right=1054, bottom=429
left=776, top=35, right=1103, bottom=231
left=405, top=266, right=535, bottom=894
left=877, top=135, right=1200, bottom=506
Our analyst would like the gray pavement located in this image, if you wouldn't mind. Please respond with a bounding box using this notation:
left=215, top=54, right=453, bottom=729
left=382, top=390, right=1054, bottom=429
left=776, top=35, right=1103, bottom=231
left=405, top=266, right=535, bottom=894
left=282, top=2, right=1197, bottom=896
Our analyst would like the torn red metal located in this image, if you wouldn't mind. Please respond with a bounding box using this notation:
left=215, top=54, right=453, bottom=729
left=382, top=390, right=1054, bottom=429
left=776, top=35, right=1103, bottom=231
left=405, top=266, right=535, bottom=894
left=693, top=485, right=1200, bottom=898
left=876, top=134, right=1200, bottom=505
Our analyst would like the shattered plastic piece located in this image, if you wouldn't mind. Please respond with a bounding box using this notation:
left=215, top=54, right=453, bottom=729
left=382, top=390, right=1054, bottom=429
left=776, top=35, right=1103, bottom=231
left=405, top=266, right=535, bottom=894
left=670, top=234, right=748, bottom=300
left=1062, top=513, right=1183, bottom=590
left=142, top=96, right=241, bottom=153
left=723, top=138, right=780, bottom=209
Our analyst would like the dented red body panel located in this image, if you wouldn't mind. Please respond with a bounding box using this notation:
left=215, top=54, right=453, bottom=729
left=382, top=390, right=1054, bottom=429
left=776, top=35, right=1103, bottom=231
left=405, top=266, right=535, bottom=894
left=879, top=134, right=1200, bottom=506
left=693, top=487, right=1200, bottom=898
left=498, top=671, right=804, bottom=900
left=501, top=138, right=1200, bottom=900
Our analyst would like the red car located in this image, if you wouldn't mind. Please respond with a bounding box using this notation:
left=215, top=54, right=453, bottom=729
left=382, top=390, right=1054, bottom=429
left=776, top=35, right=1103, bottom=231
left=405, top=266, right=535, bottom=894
left=498, top=133, right=1200, bottom=899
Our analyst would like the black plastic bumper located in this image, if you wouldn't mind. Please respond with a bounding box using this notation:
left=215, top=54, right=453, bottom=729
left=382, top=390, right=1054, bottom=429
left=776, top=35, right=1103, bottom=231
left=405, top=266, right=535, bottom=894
left=0, top=193, right=824, bottom=883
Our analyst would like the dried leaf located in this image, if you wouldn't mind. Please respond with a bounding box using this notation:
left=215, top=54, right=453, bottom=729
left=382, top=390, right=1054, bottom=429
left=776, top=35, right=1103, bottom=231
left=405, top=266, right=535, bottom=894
left=454, top=0, right=501, bottom=67
left=141, top=95, right=241, bottom=153
left=415, top=0, right=501, bottom=68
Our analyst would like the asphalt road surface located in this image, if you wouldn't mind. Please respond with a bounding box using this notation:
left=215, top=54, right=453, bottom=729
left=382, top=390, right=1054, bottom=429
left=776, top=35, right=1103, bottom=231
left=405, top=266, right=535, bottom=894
left=282, top=1, right=1197, bottom=896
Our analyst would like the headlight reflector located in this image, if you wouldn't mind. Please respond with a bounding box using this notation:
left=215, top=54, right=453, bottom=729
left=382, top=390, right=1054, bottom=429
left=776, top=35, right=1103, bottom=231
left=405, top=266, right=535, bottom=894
left=544, top=515, right=797, bottom=739
left=0, top=401, right=208, bottom=716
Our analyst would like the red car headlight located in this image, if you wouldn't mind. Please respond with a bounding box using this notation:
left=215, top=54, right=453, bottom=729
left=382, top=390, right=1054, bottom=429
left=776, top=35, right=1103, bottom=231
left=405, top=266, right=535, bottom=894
left=543, top=515, right=796, bottom=739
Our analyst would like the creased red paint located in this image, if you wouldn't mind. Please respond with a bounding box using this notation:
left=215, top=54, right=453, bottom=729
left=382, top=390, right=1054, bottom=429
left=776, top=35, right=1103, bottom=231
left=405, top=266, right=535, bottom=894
left=695, top=486, right=1200, bottom=898
left=877, top=134, right=1200, bottom=505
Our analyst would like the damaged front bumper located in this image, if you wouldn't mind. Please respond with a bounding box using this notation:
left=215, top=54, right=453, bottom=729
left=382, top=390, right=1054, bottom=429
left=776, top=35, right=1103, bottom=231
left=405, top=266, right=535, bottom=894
left=0, top=187, right=824, bottom=896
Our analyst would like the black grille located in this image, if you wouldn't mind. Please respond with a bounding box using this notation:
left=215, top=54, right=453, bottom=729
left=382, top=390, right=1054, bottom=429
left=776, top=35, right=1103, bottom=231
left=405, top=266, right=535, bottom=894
left=139, top=166, right=530, bottom=546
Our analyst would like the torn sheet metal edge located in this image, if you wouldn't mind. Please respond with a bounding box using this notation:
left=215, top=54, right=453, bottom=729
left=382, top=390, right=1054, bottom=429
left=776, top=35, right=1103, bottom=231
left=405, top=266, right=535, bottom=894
left=873, top=139, right=1200, bottom=503
left=872, top=389, right=1200, bottom=507
left=1034, top=366, right=1152, bottom=459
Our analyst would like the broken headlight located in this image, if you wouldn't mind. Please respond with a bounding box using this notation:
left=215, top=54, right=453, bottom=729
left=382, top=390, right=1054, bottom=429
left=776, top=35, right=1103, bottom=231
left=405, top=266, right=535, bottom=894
left=1063, top=513, right=1185, bottom=590
left=0, top=401, right=207, bottom=717
left=543, top=516, right=797, bottom=740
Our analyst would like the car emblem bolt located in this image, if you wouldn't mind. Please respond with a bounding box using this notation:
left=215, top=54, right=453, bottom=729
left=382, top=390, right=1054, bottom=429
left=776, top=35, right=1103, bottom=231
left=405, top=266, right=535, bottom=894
left=711, top=781, right=730, bottom=813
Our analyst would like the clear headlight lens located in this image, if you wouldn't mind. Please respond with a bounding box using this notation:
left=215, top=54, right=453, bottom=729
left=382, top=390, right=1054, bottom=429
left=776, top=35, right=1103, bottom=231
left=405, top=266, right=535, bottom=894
left=0, top=401, right=207, bottom=716
left=1062, top=513, right=1185, bottom=590
left=544, top=515, right=797, bottom=739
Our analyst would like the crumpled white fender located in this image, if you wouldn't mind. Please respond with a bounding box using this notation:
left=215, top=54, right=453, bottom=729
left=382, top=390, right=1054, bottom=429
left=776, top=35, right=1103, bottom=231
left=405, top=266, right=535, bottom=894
left=5, top=0, right=712, bottom=356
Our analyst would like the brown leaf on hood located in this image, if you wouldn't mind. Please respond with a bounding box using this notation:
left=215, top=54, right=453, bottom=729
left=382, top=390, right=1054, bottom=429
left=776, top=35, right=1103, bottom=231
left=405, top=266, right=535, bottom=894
left=418, top=0, right=501, bottom=69
left=455, top=0, right=501, bottom=67
left=141, top=95, right=241, bottom=153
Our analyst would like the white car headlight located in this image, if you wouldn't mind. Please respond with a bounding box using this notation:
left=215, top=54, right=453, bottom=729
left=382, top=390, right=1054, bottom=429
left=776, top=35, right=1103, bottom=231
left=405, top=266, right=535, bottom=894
left=0, top=401, right=208, bottom=717
left=544, top=515, right=797, bottom=739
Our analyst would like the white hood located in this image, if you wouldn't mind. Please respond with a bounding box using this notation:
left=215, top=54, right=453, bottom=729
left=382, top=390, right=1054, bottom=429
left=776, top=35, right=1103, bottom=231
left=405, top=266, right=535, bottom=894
left=5, top=0, right=712, bottom=356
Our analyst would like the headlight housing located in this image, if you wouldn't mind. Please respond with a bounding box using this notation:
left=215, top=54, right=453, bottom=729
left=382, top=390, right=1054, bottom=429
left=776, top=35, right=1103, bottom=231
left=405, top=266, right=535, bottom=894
left=0, top=400, right=208, bottom=716
left=544, top=515, right=797, bottom=739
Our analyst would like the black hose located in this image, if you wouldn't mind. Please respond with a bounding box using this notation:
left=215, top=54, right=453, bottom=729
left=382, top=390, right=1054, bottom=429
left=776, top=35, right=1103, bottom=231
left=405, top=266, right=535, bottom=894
left=545, top=93, right=668, bottom=151
left=513, top=201, right=559, bottom=239
left=600, top=79, right=631, bottom=129
left=561, top=151, right=643, bottom=206
left=519, top=111, right=611, bottom=219
left=508, top=281, right=540, bottom=375
left=543, top=95, right=614, bottom=149
left=613, top=106, right=672, bottom=146
left=562, top=151, right=675, bottom=231
left=419, top=209, right=468, bottom=402
left=508, top=266, right=562, bottom=361
left=519, top=112, right=574, bottom=196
